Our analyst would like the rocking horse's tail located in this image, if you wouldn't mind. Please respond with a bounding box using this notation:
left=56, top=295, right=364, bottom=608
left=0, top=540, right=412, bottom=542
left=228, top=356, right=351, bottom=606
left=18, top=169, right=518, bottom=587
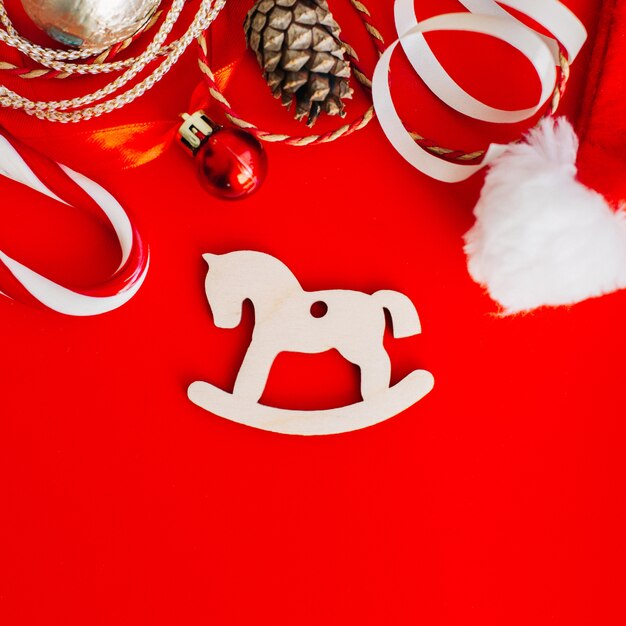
left=373, top=290, right=421, bottom=338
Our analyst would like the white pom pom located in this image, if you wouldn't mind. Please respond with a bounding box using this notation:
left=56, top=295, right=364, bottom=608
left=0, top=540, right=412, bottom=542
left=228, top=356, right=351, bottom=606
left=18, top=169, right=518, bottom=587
left=464, top=117, right=626, bottom=314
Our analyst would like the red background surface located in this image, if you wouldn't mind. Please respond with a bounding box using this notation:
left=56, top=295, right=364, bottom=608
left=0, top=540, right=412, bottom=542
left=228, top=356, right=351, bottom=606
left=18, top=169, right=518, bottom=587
left=2, top=1, right=625, bottom=625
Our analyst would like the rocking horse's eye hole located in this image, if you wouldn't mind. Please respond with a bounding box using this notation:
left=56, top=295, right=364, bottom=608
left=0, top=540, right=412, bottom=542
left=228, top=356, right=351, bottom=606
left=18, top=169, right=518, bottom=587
left=310, top=301, right=328, bottom=318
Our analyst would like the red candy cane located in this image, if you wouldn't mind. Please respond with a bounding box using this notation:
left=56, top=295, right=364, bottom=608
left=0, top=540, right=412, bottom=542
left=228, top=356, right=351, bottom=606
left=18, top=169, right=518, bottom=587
left=0, top=133, right=149, bottom=315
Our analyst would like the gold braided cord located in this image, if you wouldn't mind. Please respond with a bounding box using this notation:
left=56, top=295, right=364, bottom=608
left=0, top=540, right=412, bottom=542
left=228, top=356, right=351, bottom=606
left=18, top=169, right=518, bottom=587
left=198, top=0, right=570, bottom=158
left=196, top=0, right=385, bottom=146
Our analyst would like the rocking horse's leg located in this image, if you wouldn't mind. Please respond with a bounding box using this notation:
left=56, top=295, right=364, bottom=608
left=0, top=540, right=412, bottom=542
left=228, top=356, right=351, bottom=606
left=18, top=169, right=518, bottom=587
left=340, top=344, right=392, bottom=402
left=359, top=348, right=392, bottom=401
left=233, top=339, right=277, bottom=403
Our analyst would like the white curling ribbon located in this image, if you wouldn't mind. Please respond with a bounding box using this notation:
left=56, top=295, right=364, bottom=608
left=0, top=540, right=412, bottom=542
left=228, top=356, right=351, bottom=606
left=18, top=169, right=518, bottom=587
left=479, top=0, right=587, bottom=62
left=373, top=0, right=588, bottom=182
left=393, top=11, right=557, bottom=124
left=0, top=135, right=149, bottom=315
left=398, top=0, right=587, bottom=65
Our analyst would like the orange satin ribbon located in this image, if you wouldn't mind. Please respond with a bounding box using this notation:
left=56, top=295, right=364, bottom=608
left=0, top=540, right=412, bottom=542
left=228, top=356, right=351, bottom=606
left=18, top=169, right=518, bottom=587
left=82, top=61, right=241, bottom=169
left=0, top=56, right=241, bottom=171
left=84, top=121, right=177, bottom=169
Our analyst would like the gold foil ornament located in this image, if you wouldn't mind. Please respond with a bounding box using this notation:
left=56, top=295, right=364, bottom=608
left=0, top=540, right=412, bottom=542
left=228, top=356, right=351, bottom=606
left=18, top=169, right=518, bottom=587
left=20, top=0, right=161, bottom=49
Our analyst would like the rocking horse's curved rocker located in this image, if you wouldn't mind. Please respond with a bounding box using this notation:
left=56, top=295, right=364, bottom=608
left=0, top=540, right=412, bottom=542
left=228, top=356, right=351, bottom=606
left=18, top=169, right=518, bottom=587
left=188, top=251, right=434, bottom=435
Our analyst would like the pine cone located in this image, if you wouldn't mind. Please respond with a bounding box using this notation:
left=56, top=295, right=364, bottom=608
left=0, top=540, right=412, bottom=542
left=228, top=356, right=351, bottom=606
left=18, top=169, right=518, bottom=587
left=244, top=0, right=353, bottom=126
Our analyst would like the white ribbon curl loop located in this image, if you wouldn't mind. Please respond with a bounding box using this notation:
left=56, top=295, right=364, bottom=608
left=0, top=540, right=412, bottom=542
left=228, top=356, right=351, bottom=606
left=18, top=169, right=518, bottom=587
left=372, top=0, right=588, bottom=182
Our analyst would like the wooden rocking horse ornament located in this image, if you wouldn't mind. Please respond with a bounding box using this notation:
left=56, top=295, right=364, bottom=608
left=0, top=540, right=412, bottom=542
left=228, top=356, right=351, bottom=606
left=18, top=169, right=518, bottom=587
left=188, top=251, right=434, bottom=435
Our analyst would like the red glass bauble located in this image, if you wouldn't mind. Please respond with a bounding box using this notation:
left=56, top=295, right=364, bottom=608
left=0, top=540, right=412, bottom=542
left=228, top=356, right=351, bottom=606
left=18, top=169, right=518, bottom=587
left=195, top=128, right=267, bottom=200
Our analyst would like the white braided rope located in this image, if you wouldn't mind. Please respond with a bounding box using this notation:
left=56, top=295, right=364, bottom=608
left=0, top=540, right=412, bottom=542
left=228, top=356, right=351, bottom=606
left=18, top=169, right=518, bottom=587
left=0, top=0, right=227, bottom=122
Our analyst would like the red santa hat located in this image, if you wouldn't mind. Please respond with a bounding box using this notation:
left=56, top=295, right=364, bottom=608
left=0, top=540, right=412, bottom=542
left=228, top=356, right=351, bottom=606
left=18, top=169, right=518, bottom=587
left=464, top=0, right=626, bottom=313
left=376, top=0, right=626, bottom=314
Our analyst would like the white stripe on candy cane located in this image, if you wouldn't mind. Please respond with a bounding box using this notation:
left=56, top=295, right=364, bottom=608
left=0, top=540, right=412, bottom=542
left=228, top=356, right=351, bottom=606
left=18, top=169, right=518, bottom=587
left=0, top=135, right=149, bottom=316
